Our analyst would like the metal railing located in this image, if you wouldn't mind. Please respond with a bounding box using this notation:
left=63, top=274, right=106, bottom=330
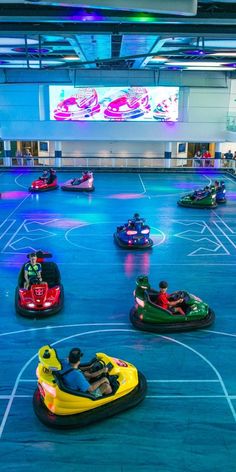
left=0, top=155, right=234, bottom=170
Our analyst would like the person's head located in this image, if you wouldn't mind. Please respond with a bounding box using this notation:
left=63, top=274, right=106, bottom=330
left=159, top=280, right=168, bottom=292
left=68, top=347, right=84, bottom=367
left=29, top=252, right=37, bottom=264
left=214, top=180, right=219, bottom=187
left=134, top=213, right=140, bottom=219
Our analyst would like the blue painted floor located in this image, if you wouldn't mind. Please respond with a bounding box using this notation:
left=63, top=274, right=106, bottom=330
left=0, top=169, right=236, bottom=472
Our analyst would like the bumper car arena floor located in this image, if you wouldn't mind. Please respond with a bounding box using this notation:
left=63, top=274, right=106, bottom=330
left=0, top=169, right=236, bottom=472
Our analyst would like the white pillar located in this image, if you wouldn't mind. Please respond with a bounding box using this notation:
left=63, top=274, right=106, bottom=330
left=214, top=142, right=222, bottom=169
left=164, top=142, right=172, bottom=169
left=54, top=141, right=62, bottom=168
left=3, top=140, right=12, bottom=167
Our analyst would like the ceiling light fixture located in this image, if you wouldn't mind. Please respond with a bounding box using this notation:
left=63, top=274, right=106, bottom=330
left=63, top=56, right=80, bottom=60
left=166, top=61, right=223, bottom=67
left=186, top=66, right=236, bottom=71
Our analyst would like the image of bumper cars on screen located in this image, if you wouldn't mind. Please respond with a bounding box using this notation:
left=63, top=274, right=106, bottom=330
left=177, top=185, right=217, bottom=209
left=61, top=171, right=94, bottom=192
left=29, top=169, right=58, bottom=193
left=114, top=213, right=153, bottom=249
left=15, top=250, right=64, bottom=318
left=33, top=345, right=147, bottom=429
left=153, top=93, right=178, bottom=121
left=53, top=88, right=100, bottom=120
left=104, top=87, right=151, bottom=120
left=130, top=275, right=215, bottom=333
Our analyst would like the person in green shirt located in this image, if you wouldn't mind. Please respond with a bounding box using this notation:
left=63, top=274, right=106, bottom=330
left=24, top=253, right=43, bottom=289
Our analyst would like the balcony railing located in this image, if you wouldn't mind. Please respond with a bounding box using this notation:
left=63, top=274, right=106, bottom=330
left=0, top=155, right=234, bottom=170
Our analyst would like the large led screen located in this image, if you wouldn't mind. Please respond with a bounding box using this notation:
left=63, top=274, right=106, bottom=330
left=49, top=86, right=179, bottom=122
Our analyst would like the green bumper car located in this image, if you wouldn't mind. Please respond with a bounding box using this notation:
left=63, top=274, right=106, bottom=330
left=177, top=186, right=217, bottom=209
left=130, top=276, right=215, bottom=333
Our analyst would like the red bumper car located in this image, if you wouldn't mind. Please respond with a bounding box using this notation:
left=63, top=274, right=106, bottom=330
left=15, top=251, right=64, bottom=318
left=29, top=175, right=58, bottom=193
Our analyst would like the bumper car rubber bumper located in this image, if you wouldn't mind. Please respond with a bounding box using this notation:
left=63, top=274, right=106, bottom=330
left=33, top=371, right=147, bottom=429
left=114, top=233, right=153, bottom=249
left=130, top=306, right=215, bottom=333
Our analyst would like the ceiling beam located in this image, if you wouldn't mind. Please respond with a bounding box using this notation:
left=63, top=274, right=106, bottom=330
left=1, top=22, right=236, bottom=36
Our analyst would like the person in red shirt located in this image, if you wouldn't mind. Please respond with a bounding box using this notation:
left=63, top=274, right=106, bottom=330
left=202, top=150, right=211, bottom=167
left=156, top=281, right=185, bottom=315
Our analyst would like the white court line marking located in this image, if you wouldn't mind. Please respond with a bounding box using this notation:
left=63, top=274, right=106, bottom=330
left=213, top=221, right=236, bottom=249
left=19, top=379, right=38, bottom=382
left=203, top=174, right=213, bottom=185
left=174, top=219, right=229, bottom=256
left=0, top=322, right=128, bottom=337
left=149, top=226, right=166, bottom=248
left=0, top=220, right=15, bottom=241
left=148, top=379, right=219, bottom=383
left=138, top=173, right=147, bottom=195
left=220, top=174, right=236, bottom=184
left=0, top=395, right=33, bottom=399
left=201, top=221, right=230, bottom=255
left=1, top=194, right=30, bottom=222
left=14, top=174, right=28, bottom=189
left=160, top=334, right=236, bottom=422
left=147, top=395, right=227, bottom=399
left=206, top=329, right=236, bottom=337
left=7, top=219, right=58, bottom=252
left=0, top=327, right=235, bottom=439
left=1, top=324, right=236, bottom=339
left=0, top=194, right=31, bottom=253
left=64, top=221, right=165, bottom=252
left=211, top=210, right=235, bottom=234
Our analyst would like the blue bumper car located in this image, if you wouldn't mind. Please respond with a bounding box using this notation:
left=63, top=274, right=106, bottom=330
left=114, top=214, right=153, bottom=249
left=215, top=181, right=226, bottom=203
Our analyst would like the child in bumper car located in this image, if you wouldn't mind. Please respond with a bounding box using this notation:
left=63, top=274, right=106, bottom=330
left=156, top=281, right=185, bottom=315
left=24, top=253, right=43, bottom=289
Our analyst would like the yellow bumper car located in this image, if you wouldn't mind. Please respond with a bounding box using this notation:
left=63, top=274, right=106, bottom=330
left=33, top=345, right=147, bottom=429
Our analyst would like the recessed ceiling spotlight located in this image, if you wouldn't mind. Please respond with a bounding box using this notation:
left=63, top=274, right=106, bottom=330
left=166, top=65, right=183, bottom=70
left=183, top=49, right=208, bottom=56
left=224, top=63, right=236, bottom=67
